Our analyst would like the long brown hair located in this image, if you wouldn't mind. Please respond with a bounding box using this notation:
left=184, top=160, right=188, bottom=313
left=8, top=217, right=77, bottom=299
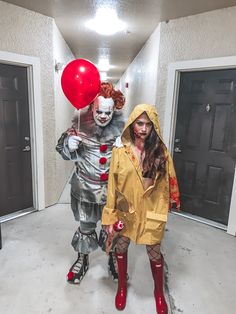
left=129, top=123, right=166, bottom=179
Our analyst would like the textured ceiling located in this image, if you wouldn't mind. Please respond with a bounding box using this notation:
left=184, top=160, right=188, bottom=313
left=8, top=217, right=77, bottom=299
left=3, top=0, right=236, bottom=83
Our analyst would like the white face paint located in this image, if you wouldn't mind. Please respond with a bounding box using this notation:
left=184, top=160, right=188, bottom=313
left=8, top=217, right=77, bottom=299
left=92, top=96, right=114, bottom=127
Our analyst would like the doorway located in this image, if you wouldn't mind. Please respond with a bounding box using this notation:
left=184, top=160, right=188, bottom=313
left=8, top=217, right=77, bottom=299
left=173, top=69, right=236, bottom=225
left=0, top=63, right=33, bottom=216
left=163, top=56, right=236, bottom=235
left=0, top=50, right=45, bottom=220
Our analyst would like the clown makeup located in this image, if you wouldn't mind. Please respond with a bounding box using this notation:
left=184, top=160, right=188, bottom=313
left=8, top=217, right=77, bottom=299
left=132, top=112, right=153, bottom=140
left=92, top=96, right=114, bottom=127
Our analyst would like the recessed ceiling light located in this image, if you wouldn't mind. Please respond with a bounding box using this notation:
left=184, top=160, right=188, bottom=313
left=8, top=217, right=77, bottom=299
left=98, top=58, right=110, bottom=71
left=85, top=7, right=126, bottom=36
left=100, top=72, right=107, bottom=81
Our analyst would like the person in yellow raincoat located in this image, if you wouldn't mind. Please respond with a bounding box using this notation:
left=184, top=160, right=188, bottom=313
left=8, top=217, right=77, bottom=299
left=102, top=104, right=180, bottom=314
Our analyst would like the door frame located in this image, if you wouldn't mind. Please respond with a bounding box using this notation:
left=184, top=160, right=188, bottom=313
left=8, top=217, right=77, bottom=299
left=163, top=56, right=236, bottom=236
left=0, top=50, right=45, bottom=213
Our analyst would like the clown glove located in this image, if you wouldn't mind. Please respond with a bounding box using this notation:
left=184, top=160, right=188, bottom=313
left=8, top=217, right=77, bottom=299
left=68, top=135, right=82, bottom=152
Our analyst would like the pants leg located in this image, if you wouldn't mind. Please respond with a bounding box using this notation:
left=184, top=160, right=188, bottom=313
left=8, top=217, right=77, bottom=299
left=70, top=195, right=103, bottom=254
left=71, top=222, right=98, bottom=254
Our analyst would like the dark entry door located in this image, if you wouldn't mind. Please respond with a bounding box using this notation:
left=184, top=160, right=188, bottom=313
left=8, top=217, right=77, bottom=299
left=0, top=63, right=33, bottom=217
left=174, top=69, right=236, bottom=225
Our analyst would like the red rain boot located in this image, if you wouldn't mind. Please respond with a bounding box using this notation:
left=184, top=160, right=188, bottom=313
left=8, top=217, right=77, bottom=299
left=150, top=254, right=168, bottom=314
left=115, top=251, right=128, bottom=310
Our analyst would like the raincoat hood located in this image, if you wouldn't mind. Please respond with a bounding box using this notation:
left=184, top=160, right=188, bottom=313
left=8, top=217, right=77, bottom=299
left=121, top=104, right=164, bottom=146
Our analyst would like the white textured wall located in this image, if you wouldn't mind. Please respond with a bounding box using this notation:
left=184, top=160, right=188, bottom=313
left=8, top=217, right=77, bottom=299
left=118, top=6, right=236, bottom=127
left=157, top=6, right=236, bottom=126
left=0, top=1, right=74, bottom=206
left=117, top=25, right=161, bottom=119
left=53, top=21, right=75, bottom=202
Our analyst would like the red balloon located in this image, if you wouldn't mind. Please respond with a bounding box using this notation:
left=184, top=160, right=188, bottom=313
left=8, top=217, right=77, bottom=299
left=61, top=59, right=101, bottom=109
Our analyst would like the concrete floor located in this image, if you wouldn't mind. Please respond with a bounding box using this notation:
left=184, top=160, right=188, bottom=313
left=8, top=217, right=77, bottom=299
left=0, top=202, right=236, bottom=314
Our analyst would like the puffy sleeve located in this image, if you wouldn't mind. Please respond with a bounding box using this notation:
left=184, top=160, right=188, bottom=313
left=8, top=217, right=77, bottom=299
left=102, top=148, right=120, bottom=225
left=167, top=152, right=180, bottom=211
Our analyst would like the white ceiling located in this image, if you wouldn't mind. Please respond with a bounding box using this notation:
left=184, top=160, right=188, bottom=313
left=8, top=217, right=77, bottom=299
left=3, top=0, right=236, bottom=83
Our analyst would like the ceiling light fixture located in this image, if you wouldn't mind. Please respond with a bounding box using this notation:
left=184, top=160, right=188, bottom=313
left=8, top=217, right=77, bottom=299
left=100, top=72, right=108, bottom=81
left=98, top=58, right=110, bottom=71
left=85, top=7, right=126, bottom=36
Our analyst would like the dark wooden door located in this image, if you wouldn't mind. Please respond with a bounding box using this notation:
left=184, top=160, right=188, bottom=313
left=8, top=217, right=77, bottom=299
left=0, top=63, right=33, bottom=216
left=174, top=69, right=236, bottom=225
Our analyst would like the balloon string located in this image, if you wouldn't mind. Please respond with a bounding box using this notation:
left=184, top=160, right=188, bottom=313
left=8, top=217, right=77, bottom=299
left=77, top=110, right=80, bottom=134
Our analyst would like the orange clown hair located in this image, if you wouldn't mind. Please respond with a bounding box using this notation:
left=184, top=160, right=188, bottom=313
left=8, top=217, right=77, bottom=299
left=99, top=82, right=125, bottom=110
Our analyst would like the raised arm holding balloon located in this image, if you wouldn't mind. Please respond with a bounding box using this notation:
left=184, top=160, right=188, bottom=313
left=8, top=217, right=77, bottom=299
left=56, top=60, right=125, bottom=284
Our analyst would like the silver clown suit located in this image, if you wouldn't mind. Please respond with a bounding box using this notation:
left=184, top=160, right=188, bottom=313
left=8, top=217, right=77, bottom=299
left=56, top=106, right=124, bottom=254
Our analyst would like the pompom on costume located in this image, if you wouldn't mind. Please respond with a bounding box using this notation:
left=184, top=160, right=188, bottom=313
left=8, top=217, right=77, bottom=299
left=56, top=82, right=125, bottom=283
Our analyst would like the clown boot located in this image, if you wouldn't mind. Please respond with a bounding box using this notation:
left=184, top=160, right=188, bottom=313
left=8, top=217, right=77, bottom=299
left=150, top=254, right=168, bottom=314
left=67, top=253, right=89, bottom=284
left=115, top=251, right=127, bottom=310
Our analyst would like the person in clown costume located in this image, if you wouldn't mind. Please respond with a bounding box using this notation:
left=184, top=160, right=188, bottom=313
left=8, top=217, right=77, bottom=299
left=56, top=82, right=125, bottom=284
left=102, top=104, right=180, bottom=313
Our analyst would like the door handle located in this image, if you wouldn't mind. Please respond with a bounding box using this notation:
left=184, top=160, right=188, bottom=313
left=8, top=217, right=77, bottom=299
left=22, top=145, right=31, bottom=152
left=174, top=147, right=182, bottom=153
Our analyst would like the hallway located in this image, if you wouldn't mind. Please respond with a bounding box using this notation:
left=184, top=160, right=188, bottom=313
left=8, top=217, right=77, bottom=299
left=0, top=203, right=235, bottom=314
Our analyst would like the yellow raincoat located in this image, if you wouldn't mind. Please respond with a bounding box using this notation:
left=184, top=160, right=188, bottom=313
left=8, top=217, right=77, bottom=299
left=102, top=104, right=180, bottom=245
